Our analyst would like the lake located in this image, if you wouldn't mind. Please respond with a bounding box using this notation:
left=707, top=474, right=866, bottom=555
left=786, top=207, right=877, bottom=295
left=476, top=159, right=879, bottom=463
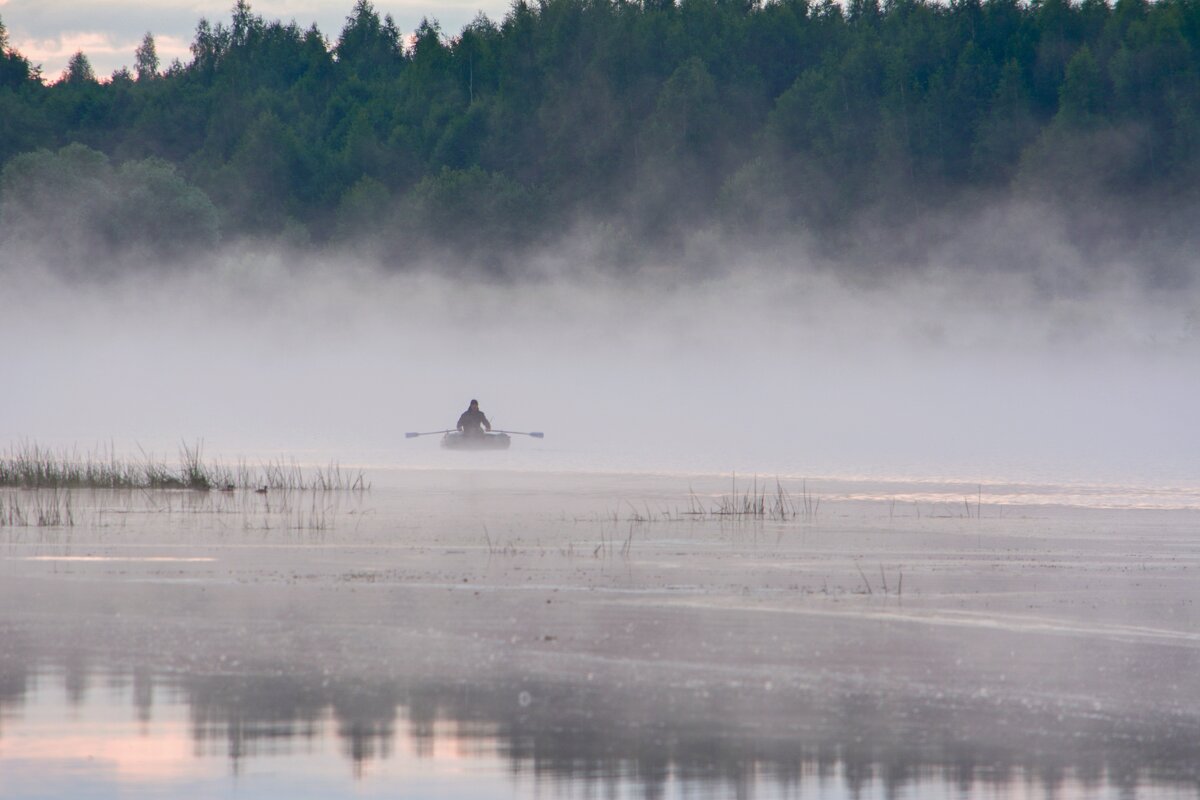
left=1, top=468, right=1198, bottom=799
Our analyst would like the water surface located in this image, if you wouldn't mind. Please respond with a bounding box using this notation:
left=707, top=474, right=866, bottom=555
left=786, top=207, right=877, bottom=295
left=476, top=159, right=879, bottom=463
left=2, top=470, right=1198, bottom=799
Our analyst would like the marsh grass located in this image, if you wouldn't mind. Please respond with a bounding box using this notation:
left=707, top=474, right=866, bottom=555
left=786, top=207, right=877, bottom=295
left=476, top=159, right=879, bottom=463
left=588, top=525, right=635, bottom=558
left=853, top=562, right=905, bottom=597
left=1, top=461, right=363, bottom=531
left=576, top=476, right=821, bottom=527
left=0, top=441, right=369, bottom=492
left=687, top=475, right=818, bottom=522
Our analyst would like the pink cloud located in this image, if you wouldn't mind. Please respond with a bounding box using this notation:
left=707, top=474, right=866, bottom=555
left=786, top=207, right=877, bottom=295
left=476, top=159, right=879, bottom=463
left=12, top=31, right=191, bottom=82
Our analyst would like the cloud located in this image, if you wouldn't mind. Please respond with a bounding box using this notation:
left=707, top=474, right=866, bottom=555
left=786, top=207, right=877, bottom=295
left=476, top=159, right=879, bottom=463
left=2, top=0, right=207, bottom=77
left=11, top=30, right=192, bottom=80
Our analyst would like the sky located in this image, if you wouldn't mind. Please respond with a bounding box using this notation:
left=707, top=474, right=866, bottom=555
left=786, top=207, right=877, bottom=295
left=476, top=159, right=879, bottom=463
left=0, top=0, right=504, bottom=81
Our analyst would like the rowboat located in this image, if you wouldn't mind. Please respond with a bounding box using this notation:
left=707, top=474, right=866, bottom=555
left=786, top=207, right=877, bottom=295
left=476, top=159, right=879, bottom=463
left=406, top=428, right=540, bottom=447
left=441, top=432, right=512, bottom=450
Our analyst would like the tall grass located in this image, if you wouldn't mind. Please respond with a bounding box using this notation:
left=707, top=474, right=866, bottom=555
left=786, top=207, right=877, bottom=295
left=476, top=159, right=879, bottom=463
left=684, top=475, right=818, bottom=522
left=0, top=441, right=369, bottom=492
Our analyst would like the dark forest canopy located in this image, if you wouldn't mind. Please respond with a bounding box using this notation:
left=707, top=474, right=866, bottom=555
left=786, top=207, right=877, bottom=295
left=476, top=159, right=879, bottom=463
left=2, top=0, right=1200, bottom=273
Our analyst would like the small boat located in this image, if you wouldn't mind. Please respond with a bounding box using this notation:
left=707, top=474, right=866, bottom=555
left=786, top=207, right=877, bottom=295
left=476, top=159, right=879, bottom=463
left=441, top=432, right=511, bottom=450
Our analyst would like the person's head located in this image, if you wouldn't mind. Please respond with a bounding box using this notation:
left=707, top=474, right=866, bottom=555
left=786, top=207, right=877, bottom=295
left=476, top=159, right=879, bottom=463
left=469, top=399, right=479, bottom=409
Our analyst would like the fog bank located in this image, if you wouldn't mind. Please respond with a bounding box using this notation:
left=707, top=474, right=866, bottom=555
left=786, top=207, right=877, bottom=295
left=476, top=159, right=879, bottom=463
left=3, top=247, right=1198, bottom=485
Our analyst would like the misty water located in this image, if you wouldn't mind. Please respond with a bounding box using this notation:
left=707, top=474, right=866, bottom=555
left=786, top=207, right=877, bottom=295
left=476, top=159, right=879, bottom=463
left=3, top=257, right=1200, bottom=798
left=2, top=471, right=1199, bottom=799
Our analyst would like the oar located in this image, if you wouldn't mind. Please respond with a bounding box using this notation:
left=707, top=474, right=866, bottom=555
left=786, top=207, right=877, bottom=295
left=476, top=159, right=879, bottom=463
left=492, top=430, right=545, bottom=438
left=405, top=430, right=454, bottom=438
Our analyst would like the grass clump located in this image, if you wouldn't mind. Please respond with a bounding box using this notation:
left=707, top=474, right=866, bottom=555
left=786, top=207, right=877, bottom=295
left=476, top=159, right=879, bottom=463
left=0, top=441, right=223, bottom=490
left=686, top=475, right=818, bottom=522
left=0, top=441, right=368, bottom=492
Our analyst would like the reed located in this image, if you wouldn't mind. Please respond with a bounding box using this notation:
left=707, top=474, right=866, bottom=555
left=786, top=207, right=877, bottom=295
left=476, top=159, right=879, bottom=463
left=624, top=475, right=820, bottom=524
left=259, top=458, right=370, bottom=491
left=710, top=475, right=804, bottom=521
left=0, top=441, right=369, bottom=492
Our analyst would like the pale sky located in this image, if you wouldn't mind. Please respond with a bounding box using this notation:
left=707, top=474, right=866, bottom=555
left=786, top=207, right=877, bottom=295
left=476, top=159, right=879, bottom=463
left=0, top=0, right=507, bottom=81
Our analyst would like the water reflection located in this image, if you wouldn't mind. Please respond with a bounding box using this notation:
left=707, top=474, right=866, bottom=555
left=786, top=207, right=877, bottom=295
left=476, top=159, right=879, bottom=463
left=3, top=477, right=1200, bottom=798
left=1, top=647, right=1197, bottom=799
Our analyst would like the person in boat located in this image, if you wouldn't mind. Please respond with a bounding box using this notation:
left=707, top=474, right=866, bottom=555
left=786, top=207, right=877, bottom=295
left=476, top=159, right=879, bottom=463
left=456, top=399, right=492, bottom=438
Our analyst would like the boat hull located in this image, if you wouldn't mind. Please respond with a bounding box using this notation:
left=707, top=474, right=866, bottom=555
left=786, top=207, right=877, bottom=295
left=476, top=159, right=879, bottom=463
left=441, top=432, right=511, bottom=450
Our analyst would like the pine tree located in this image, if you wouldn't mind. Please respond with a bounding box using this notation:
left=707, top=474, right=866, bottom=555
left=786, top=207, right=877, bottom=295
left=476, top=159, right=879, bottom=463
left=63, top=51, right=95, bottom=84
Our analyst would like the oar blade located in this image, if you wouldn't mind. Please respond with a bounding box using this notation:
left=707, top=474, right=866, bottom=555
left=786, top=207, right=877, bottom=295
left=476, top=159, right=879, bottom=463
left=405, top=432, right=420, bottom=438
left=530, top=432, right=544, bottom=438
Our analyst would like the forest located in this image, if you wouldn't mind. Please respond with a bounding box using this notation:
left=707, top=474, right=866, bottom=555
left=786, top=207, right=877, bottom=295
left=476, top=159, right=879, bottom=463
left=1, top=0, right=1199, bottom=274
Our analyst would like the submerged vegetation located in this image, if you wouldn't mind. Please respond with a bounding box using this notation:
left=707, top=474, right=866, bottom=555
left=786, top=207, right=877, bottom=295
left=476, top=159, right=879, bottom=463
left=0, top=442, right=369, bottom=491
left=2, top=0, right=1200, bottom=271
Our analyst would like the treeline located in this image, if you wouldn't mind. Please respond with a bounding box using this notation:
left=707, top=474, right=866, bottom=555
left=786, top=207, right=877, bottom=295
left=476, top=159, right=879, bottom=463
left=2, top=0, right=1200, bottom=271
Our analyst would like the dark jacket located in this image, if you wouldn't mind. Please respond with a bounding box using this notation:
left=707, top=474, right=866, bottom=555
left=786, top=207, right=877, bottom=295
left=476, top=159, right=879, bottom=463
left=457, top=407, right=491, bottom=435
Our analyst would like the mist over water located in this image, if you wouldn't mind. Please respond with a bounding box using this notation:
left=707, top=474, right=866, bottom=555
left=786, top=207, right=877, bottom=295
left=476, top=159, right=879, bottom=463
left=3, top=244, right=1199, bottom=486
left=5, top=242, right=1200, bottom=800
